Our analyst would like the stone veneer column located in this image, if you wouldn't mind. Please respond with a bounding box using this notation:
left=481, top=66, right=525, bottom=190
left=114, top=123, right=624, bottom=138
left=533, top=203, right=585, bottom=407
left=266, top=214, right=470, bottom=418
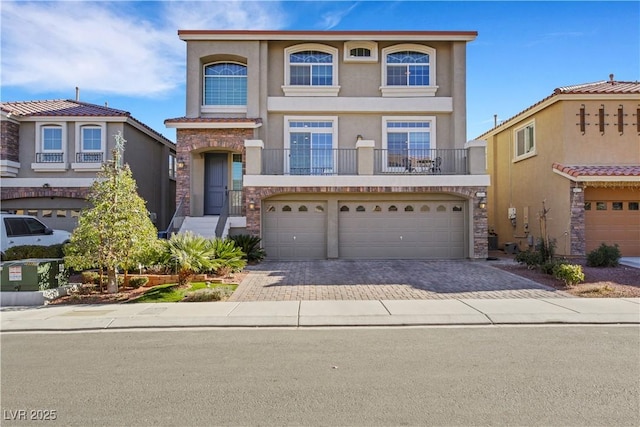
left=473, top=190, right=489, bottom=259
left=569, top=186, right=586, bottom=256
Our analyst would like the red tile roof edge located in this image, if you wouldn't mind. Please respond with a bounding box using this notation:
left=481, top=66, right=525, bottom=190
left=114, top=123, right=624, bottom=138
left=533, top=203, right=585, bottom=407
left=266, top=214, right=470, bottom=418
left=552, top=163, right=640, bottom=177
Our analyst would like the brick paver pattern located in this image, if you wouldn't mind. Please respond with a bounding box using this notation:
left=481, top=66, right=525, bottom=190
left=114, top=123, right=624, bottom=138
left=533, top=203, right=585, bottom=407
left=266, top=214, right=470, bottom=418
left=229, top=260, right=571, bottom=302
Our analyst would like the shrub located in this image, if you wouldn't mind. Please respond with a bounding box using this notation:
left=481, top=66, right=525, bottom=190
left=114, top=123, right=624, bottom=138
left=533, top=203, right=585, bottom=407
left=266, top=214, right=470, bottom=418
left=552, top=263, right=585, bottom=286
left=229, top=234, right=266, bottom=262
left=540, top=259, right=567, bottom=275
left=515, top=250, right=542, bottom=269
left=587, top=243, right=621, bottom=267
left=81, top=271, right=101, bottom=284
left=182, top=286, right=235, bottom=302
left=206, top=238, right=247, bottom=274
left=128, top=276, right=149, bottom=288
left=159, top=232, right=215, bottom=286
left=4, top=244, right=65, bottom=261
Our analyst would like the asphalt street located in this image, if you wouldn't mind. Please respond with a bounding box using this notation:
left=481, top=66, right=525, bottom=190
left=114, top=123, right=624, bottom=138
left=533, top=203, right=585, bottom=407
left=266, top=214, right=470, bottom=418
left=2, top=326, right=639, bottom=426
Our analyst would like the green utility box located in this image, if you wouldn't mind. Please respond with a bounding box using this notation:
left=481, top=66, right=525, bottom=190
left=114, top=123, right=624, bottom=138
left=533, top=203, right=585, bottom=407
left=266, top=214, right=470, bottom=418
left=0, top=259, right=67, bottom=292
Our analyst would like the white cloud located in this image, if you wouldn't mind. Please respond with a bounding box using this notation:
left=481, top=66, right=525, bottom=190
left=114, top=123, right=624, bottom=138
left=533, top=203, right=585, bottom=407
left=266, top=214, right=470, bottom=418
left=318, top=2, right=359, bottom=30
left=0, top=1, right=286, bottom=97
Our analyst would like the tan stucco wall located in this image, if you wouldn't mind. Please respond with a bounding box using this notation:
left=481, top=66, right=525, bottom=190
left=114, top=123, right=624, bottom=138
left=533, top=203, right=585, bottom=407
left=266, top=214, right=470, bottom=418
left=486, top=96, right=640, bottom=255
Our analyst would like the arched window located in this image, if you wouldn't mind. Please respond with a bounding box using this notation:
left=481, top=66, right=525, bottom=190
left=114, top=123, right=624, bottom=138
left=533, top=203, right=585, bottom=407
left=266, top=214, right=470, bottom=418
left=283, top=44, right=339, bottom=96
left=404, top=205, right=414, bottom=212
left=282, top=205, right=292, bottom=212
left=298, top=205, right=308, bottom=212
left=356, top=205, right=366, bottom=212
left=203, top=62, right=247, bottom=106
left=340, top=205, right=350, bottom=212
left=381, top=44, right=437, bottom=97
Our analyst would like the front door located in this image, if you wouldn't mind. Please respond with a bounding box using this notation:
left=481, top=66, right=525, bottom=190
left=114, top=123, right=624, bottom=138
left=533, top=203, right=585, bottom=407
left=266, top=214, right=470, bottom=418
left=204, top=153, right=228, bottom=215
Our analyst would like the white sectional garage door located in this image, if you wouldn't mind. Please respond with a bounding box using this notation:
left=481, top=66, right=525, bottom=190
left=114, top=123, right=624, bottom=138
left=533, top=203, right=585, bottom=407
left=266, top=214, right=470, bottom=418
left=338, top=201, right=465, bottom=259
left=262, top=201, right=327, bottom=260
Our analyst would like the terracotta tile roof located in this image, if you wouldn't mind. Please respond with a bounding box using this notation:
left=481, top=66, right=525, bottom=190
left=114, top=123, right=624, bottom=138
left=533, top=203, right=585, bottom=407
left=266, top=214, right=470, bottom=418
left=477, top=78, right=640, bottom=139
left=554, top=80, right=640, bottom=95
left=164, top=117, right=262, bottom=124
left=552, top=163, right=640, bottom=177
left=0, top=99, right=130, bottom=117
left=1, top=99, right=173, bottom=145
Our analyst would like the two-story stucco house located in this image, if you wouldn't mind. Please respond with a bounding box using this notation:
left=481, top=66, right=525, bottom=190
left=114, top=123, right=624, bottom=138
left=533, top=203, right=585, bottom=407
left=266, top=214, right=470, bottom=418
left=1, top=99, right=177, bottom=232
left=479, top=77, right=640, bottom=257
left=166, top=30, right=489, bottom=260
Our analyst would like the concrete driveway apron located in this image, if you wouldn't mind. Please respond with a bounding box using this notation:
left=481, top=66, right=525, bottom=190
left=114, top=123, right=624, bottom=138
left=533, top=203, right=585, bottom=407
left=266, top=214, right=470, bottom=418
left=229, top=259, right=571, bottom=302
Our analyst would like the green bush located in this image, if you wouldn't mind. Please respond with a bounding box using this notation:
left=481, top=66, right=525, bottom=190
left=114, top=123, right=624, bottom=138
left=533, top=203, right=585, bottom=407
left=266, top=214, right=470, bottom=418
left=128, top=276, right=149, bottom=288
left=540, top=259, right=567, bottom=275
left=81, top=271, right=101, bottom=284
left=229, top=234, right=266, bottom=262
left=586, top=243, right=621, bottom=267
left=3, top=244, right=65, bottom=261
left=515, top=250, right=542, bottom=269
left=552, top=263, right=585, bottom=286
left=207, top=238, right=247, bottom=274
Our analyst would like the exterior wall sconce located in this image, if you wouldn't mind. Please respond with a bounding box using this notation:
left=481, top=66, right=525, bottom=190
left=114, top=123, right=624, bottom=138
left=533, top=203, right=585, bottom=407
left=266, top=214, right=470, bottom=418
left=177, top=157, right=185, bottom=169
left=476, top=192, right=487, bottom=209
left=42, top=183, right=50, bottom=188
left=478, top=201, right=487, bottom=209
left=249, top=199, right=255, bottom=210
left=356, top=134, right=363, bottom=141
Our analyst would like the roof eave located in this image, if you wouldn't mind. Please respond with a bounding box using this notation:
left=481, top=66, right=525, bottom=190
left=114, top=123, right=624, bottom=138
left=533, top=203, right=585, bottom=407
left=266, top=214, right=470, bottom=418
left=178, top=30, right=478, bottom=42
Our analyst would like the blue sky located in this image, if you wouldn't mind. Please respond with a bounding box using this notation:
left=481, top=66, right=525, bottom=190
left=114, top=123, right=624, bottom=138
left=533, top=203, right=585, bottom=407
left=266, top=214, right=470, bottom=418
left=1, top=1, right=638, bottom=142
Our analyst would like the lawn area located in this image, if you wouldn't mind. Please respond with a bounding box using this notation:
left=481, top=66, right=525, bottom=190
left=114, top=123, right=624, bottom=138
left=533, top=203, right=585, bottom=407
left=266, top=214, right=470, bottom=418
left=130, top=282, right=237, bottom=303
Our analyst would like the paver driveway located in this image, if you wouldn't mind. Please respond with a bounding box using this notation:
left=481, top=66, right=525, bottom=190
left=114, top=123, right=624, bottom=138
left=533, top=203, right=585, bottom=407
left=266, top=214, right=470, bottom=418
left=229, top=259, right=570, bottom=302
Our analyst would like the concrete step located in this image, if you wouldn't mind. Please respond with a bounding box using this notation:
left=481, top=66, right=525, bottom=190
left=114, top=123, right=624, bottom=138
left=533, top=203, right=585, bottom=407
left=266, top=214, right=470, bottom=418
left=178, top=216, right=229, bottom=239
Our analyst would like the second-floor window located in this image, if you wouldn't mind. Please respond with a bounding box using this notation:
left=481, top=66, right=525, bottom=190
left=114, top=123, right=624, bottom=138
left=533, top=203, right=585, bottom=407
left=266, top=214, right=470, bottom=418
left=382, top=117, right=435, bottom=172
left=289, top=51, right=333, bottom=86
left=514, top=121, right=535, bottom=160
left=380, top=45, right=437, bottom=97
left=386, top=51, right=430, bottom=86
left=283, top=44, right=339, bottom=96
left=285, top=117, right=337, bottom=175
left=204, top=62, right=247, bottom=106
left=40, top=125, right=63, bottom=163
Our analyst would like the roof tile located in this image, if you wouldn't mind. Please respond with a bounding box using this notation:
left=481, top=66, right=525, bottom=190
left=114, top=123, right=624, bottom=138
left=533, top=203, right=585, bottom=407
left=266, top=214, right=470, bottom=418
left=552, top=163, right=640, bottom=177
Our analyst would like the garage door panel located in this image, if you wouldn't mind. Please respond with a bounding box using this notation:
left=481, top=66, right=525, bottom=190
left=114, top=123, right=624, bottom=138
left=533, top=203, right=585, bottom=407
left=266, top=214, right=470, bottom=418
left=585, top=194, right=640, bottom=256
left=338, top=201, right=466, bottom=259
left=262, top=202, right=327, bottom=260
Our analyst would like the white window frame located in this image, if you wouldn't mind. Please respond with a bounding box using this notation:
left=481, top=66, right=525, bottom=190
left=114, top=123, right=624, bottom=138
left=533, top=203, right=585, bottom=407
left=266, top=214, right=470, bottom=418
left=32, top=122, right=67, bottom=172
left=381, top=116, right=436, bottom=172
left=513, top=120, right=536, bottom=162
left=284, top=115, right=338, bottom=174
left=169, top=154, right=177, bottom=179
left=344, top=41, right=378, bottom=63
left=201, top=61, right=248, bottom=114
left=71, top=123, right=106, bottom=171
left=380, top=44, right=437, bottom=97
left=282, top=44, right=340, bottom=97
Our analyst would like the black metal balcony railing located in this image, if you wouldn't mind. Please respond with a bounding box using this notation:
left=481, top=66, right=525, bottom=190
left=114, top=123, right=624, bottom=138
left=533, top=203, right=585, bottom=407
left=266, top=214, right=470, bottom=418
left=76, top=152, right=103, bottom=163
left=35, top=153, right=63, bottom=163
left=374, top=149, right=468, bottom=175
left=262, top=149, right=357, bottom=175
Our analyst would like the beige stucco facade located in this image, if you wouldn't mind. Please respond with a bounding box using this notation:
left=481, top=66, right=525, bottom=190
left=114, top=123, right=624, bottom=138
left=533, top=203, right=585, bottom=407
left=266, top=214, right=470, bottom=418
left=481, top=83, right=640, bottom=256
left=168, top=30, right=491, bottom=260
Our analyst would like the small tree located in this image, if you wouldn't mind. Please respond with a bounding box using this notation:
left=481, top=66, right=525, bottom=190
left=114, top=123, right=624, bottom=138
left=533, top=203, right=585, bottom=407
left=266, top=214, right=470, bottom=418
left=65, top=132, right=159, bottom=293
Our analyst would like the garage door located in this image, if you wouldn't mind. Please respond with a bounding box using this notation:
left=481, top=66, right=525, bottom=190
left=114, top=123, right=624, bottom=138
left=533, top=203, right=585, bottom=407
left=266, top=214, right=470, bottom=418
left=585, top=191, right=640, bottom=256
left=262, top=201, right=327, bottom=260
left=338, top=201, right=465, bottom=259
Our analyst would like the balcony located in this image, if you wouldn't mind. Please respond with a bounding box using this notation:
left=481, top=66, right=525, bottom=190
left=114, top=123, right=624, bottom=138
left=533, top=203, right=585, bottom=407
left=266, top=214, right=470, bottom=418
left=374, top=149, right=467, bottom=175
left=244, top=139, right=488, bottom=188
left=76, top=152, right=104, bottom=163
left=262, top=149, right=357, bottom=175
left=35, top=153, right=63, bottom=163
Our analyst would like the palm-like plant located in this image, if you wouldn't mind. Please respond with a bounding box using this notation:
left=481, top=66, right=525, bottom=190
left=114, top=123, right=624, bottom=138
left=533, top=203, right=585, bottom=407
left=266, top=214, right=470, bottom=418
left=205, top=238, right=247, bottom=275
left=161, top=232, right=215, bottom=286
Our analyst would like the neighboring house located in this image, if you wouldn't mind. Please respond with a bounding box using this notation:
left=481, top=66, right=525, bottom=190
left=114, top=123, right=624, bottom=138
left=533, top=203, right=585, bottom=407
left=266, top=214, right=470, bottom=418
left=1, top=99, right=177, bottom=232
left=166, top=30, right=489, bottom=260
left=478, top=77, right=640, bottom=257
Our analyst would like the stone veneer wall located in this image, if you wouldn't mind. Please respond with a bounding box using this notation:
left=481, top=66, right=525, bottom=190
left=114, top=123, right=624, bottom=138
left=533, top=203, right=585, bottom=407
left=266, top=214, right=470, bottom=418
left=1, top=120, right=20, bottom=162
left=244, top=185, right=489, bottom=259
left=569, top=186, right=586, bottom=256
left=1, top=187, right=91, bottom=200
left=175, top=128, right=253, bottom=215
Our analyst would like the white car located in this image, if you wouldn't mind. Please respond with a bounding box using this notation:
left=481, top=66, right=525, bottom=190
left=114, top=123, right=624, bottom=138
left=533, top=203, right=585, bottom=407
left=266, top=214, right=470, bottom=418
left=0, top=213, right=71, bottom=257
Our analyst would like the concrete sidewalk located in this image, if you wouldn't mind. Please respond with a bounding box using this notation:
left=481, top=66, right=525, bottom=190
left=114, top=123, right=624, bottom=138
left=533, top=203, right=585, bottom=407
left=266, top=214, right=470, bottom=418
left=2, top=298, right=639, bottom=331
